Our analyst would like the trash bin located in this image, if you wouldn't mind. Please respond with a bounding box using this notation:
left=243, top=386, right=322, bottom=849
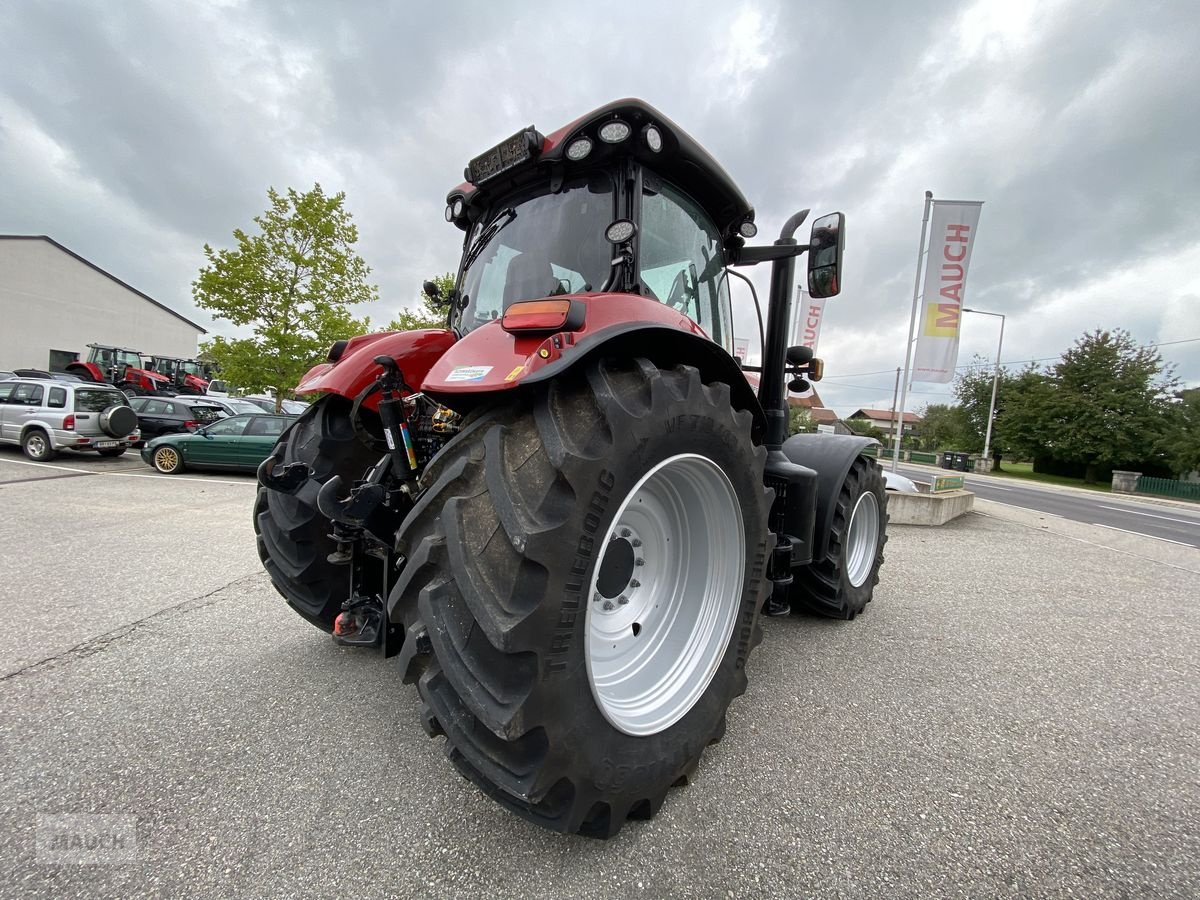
left=941, top=451, right=970, bottom=471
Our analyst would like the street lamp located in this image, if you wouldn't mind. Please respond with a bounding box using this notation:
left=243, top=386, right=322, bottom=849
left=962, top=308, right=1006, bottom=465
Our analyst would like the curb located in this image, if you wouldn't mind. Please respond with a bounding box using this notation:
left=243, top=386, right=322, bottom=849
left=888, top=460, right=1200, bottom=511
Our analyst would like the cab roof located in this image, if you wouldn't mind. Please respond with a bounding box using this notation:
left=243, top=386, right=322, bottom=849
left=447, top=99, right=754, bottom=244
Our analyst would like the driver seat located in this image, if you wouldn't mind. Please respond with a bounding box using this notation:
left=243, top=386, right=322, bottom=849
left=502, top=249, right=556, bottom=309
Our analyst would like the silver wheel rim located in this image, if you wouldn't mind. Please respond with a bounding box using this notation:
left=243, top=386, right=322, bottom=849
left=845, top=491, right=880, bottom=588
left=585, top=453, right=745, bottom=737
left=26, top=434, right=46, bottom=458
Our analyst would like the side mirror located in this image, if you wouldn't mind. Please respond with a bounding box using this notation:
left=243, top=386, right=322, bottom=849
left=422, top=280, right=442, bottom=300
left=807, top=212, right=845, bottom=299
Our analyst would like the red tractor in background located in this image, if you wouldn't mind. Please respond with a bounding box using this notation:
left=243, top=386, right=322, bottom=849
left=255, top=99, right=888, bottom=839
left=147, top=356, right=210, bottom=395
left=66, top=344, right=174, bottom=396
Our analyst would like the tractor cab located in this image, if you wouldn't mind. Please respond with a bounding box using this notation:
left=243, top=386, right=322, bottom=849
left=149, top=356, right=210, bottom=395
left=68, top=344, right=172, bottom=395
left=444, top=101, right=753, bottom=355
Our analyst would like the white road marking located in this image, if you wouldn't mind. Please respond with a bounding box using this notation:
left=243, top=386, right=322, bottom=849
left=0, top=456, right=253, bottom=487
left=1097, top=505, right=1200, bottom=526
left=979, top=484, right=1015, bottom=491
left=1089, top=522, right=1196, bottom=547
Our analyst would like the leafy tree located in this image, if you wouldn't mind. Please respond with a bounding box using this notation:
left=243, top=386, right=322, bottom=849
left=1156, top=388, right=1200, bottom=478
left=952, top=355, right=1023, bottom=459
left=194, top=184, right=375, bottom=411
left=1044, top=329, right=1178, bottom=482
left=385, top=273, right=455, bottom=332
left=991, top=366, right=1055, bottom=463
left=916, top=403, right=973, bottom=452
left=847, top=418, right=886, bottom=442
left=788, top=405, right=814, bottom=435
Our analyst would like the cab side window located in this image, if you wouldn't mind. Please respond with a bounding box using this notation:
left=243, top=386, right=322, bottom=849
left=48, top=387, right=67, bottom=409
left=640, top=178, right=733, bottom=350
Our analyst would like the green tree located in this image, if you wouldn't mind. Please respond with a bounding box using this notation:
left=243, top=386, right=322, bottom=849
left=917, top=403, right=973, bottom=452
left=847, top=418, right=886, bottom=442
left=1045, top=329, right=1178, bottom=483
left=385, top=273, right=455, bottom=332
left=194, top=184, right=375, bottom=411
left=1156, top=388, right=1200, bottom=478
left=788, top=405, right=814, bottom=435
left=992, top=366, right=1055, bottom=463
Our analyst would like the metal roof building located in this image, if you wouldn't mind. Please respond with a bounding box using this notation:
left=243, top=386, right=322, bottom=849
left=0, top=235, right=205, bottom=372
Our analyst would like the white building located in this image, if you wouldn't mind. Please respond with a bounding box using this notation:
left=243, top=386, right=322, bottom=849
left=0, top=235, right=205, bottom=371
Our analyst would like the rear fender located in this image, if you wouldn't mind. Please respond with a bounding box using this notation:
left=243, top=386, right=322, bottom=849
left=780, top=433, right=879, bottom=561
left=294, top=329, right=456, bottom=410
left=421, top=293, right=764, bottom=438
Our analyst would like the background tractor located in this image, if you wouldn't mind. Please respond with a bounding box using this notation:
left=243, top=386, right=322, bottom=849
left=255, top=99, right=888, bottom=838
left=148, top=356, right=210, bottom=395
left=66, top=344, right=174, bottom=396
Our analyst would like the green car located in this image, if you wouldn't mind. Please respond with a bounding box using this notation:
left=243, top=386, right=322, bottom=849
left=140, top=413, right=291, bottom=474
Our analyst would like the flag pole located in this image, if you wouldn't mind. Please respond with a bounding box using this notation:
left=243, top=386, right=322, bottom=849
left=892, top=191, right=933, bottom=472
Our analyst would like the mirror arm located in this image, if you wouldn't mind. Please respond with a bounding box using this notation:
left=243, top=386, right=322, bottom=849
left=731, top=244, right=809, bottom=266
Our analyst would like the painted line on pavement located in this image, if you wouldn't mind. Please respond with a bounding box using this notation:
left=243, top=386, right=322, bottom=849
left=1089, top=522, right=1196, bottom=548
left=1097, top=505, right=1200, bottom=526
left=0, top=456, right=254, bottom=487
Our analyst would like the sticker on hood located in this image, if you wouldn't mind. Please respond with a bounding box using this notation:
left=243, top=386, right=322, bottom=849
left=444, top=365, right=494, bottom=382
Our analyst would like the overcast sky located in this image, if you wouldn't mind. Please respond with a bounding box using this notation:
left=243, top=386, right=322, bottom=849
left=2, top=0, right=1197, bottom=415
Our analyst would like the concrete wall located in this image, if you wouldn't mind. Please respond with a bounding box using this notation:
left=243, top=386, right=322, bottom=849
left=0, top=238, right=203, bottom=370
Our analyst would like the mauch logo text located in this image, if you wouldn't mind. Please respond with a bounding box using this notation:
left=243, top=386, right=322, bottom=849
left=36, top=814, right=139, bottom=865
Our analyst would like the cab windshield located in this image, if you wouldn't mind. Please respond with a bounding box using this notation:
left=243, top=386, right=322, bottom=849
left=180, top=361, right=204, bottom=377
left=455, top=173, right=615, bottom=333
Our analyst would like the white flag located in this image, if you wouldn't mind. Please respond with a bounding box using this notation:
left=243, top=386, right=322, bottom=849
left=790, top=288, right=826, bottom=354
left=912, top=200, right=983, bottom=383
left=789, top=288, right=826, bottom=398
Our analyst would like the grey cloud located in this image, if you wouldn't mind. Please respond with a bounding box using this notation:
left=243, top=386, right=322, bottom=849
left=1, top=0, right=1196, bottom=416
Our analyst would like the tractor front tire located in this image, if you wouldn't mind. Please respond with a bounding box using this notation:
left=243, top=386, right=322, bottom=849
left=254, top=395, right=387, bottom=631
left=789, top=456, right=887, bottom=619
left=390, top=358, right=771, bottom=838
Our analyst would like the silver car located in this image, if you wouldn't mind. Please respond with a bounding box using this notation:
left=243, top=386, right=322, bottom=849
left=0, top=377, right=141, bottom=461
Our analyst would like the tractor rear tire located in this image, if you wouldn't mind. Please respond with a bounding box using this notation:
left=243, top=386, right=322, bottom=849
left=254, top=395, right=387, bottom=631
left=789, top=456, right=887, bottom=619
left=389, top=358, right=771, bottom=838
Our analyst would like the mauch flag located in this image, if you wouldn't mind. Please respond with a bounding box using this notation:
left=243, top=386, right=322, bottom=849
left=912, top=200, right=983, bottom=383
left=789, top=287, right=826, bottom=397
left=790, top=287, right=826, bottom=354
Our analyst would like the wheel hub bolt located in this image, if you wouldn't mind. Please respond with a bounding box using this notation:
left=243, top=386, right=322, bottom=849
left=593, top=592, right=602, bottom=603
left=630, top=579, right=640, bottom=588
left=617, top=595, right=628, bottom=605
left=602, top=600, right=614, bottom=611
left=631, top=538, right=642, bottom=547
left=635, top=558, right=645, bottom=566
left=620, top=528, right=632, bottom=538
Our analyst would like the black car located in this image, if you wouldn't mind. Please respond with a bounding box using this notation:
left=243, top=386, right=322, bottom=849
left=127, top=396, right=226, bottom=439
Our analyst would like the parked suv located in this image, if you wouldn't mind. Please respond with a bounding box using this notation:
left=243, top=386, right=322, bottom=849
left=0, top=378, right=140, bottom=460
left=127, top=395, right=226, bottom=439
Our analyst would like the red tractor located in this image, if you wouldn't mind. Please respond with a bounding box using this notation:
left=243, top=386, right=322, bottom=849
left=147, top=356, right=210, bottom=395
left=66, top=344, right=174, bottom=396
left=255, top=100, right=888, bottom=838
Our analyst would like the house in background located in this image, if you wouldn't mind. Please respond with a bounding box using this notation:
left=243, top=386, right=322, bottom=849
left=847, top=408, right=923, bottom=442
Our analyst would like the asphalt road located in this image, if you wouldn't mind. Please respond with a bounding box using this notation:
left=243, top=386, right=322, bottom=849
left=895, top=464, right=1200, bottom=548
left=1, top=449, right=1198, bottom=898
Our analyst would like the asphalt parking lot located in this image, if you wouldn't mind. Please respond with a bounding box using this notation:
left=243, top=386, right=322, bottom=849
left=1, top=448, right=1197, bottom=898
